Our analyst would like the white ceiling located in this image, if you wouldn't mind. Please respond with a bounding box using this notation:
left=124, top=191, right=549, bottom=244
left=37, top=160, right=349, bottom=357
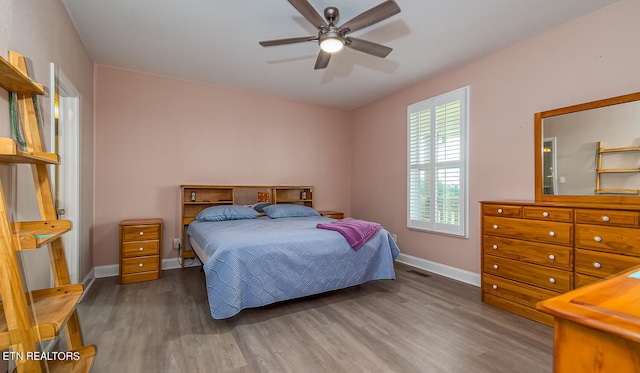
left=61, top=0, right=620, bottom=110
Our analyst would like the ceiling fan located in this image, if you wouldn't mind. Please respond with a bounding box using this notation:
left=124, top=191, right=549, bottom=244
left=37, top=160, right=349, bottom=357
left=259, top=0, right=401, bottom=70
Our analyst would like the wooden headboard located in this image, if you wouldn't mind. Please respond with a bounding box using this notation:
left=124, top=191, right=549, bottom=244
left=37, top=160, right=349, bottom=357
left=179, top=185, right=313, bottom=267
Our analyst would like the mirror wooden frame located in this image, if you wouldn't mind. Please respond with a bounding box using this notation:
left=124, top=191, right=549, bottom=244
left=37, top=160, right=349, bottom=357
left=534, top=91, right=640, bottom=204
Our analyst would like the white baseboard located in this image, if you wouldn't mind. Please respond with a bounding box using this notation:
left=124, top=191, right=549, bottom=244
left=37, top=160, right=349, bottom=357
left=93, top=257, right=201, bottom=279
left=396, top=253, right=480, bottom=287
left=78, top=267, right=96, bottom=303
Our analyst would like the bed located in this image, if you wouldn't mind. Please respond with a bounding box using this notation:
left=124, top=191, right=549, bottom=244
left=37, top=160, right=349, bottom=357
left=185, top=203, right=400, bottom=319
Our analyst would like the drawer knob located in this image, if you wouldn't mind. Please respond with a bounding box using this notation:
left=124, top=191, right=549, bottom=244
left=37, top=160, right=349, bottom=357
left=548, top=254, right=555, bottom=260
left=492, top=284, right=498, bottom=290
left=593, top=262, right=602, bottom=269
left=493, top=224, right=498, bottom=229
left=602, top=216, right=610, bottom=222
left=542, top=211, right=549, bottom=217
left=492, top=244, right=498, bottom=249
left=594, top=236, right=602, bottom=242
left=549, top=231, right=555, bottom=237
left=139, top=247, right=144, bottom=252
left=138, top=263, right=144, bottom=268
left=139, top=232, right=144, bottom=236
left=497, top=208, right=503, bottom=214
left=493, top=264, right=499, bottom=270
left=549, top=277, right=556, bottom=284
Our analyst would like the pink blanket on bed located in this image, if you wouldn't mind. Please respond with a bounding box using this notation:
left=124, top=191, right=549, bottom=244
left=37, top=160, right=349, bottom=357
left=316, top=217, right=382, bottom=250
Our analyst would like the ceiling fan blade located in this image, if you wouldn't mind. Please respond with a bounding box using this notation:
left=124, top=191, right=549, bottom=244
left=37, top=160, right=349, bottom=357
left=259, top=36, right=317, bottom=46
left=338, top=1, right=401, bottom=34
left=345, top=37, right=393, bottom=58
left=288, top=0, right=328, bottom=29
left=314, top=50, right=331, bottom=70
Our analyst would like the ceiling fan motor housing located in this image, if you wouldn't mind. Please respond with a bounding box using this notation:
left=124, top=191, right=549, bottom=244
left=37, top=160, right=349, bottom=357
left=324, top=6, right=339, bottom=25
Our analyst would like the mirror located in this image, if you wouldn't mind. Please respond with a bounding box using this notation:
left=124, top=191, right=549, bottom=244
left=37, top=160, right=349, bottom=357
left=534, top=92, right=640, bottom=204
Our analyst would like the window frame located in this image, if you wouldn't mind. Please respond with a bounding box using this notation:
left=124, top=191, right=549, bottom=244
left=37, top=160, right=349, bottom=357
left=407, top=86, right=470, bottom=237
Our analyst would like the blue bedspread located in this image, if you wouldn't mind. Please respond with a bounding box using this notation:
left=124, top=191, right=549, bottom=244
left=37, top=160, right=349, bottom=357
left=187, top=216, right=399, bottom=319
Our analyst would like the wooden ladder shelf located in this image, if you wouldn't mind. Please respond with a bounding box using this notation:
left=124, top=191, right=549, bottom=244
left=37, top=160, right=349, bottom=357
left=0, top=51, right=96, bottom=372
left=595, top=141, right=640, bottom=195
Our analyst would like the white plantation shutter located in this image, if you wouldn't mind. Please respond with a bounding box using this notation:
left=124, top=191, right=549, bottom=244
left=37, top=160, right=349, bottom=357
left=407, top=87, right=469, bottom=237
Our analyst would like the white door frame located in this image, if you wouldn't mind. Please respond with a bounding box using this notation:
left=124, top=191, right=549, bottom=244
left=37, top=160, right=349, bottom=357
left=543, top=137, right=558, bottom=196
left=50, top=63, right=81, bottom=284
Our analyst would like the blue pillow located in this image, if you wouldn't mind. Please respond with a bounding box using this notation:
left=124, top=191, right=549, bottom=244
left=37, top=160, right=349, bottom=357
left=196, top=205, right=259, bottom=222
left=263, top=204, right=320, bottom=218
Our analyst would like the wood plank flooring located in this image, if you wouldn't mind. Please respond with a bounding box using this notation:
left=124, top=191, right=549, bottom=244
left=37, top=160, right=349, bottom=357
left=76, top=263, right=553, bottom=373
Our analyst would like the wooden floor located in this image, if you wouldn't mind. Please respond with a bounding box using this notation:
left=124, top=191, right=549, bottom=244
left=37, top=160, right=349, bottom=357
left=76, top=263, right=553, bottom=373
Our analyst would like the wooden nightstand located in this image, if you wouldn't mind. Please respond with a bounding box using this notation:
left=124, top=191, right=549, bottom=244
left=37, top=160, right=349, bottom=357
left=319, top=210, right=344, bottom=219
left=119, top=218, right=163, bottom=284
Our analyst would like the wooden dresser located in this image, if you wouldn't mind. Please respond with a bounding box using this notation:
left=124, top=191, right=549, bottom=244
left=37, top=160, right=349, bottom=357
left=481, top=201, right=640, bottom=326
left=119, top=218, right=163, bottom=284
left=537, top=265, right=640, bottom=372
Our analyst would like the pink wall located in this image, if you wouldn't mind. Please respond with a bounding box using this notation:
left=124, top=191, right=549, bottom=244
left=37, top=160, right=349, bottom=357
left=351, top=0, right=640, bottom=273
left=94, top=67, right=352, bottom=266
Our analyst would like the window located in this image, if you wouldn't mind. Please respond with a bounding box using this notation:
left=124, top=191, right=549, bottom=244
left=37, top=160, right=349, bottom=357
left=407, top=86, right=469, bottom=237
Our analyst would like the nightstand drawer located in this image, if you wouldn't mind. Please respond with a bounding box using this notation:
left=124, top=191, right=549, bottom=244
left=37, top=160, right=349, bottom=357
left=122, top=240, right=159, bottom=258
left=319, top=211, right=344, bottom=219
left=121, top=256, right=159, bottom=275
left=122, top=225, right=159, bottom=241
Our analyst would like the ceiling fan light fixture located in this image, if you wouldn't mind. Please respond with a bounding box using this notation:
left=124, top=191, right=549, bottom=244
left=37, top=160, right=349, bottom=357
left=320, top=37, right=344, bottom=53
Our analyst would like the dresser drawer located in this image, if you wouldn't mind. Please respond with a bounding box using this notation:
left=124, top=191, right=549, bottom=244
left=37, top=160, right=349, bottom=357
left=484, top=216, right=573, bottom=246
left=483, top=235, right=572, bottom=270
left=483, top=274, right=560, bottom=308
left=483, top=293, right=554, bottom=326
left=575, top=224, right=640, bottom=256
left=574, top=272, right=604, bottom=288
left=121, top=256, right=159, bottom=275
left=483, top=255, right=572, bottom=292
left=122, top=224, right=160, bottom=242
left=122, top=240, right=159, bottom=258
left=483, top=204, right=522, bottom=218
left=523, top=206, right=573, bottom=222
left=575, top=209, right=640, bottom=227
left=574, top=249, right=640, bottom=278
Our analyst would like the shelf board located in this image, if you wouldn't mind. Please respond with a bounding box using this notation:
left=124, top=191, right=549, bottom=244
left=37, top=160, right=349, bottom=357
left=0, top=284, right=83, bottom=351
left=597, top=168, right=640, bottom=173
left=596, top=189, right=640, bottom=195
left=47, top=345, right=97, bottom=373
left=12, top=220, right=71, bottom=250
left=600, top=146, right=640, bottom=153
left=0, top=138, right=58, bottom=164
left=0, top=54, right=44, bottom=95
left=184, top=200, right=233, bottom=205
